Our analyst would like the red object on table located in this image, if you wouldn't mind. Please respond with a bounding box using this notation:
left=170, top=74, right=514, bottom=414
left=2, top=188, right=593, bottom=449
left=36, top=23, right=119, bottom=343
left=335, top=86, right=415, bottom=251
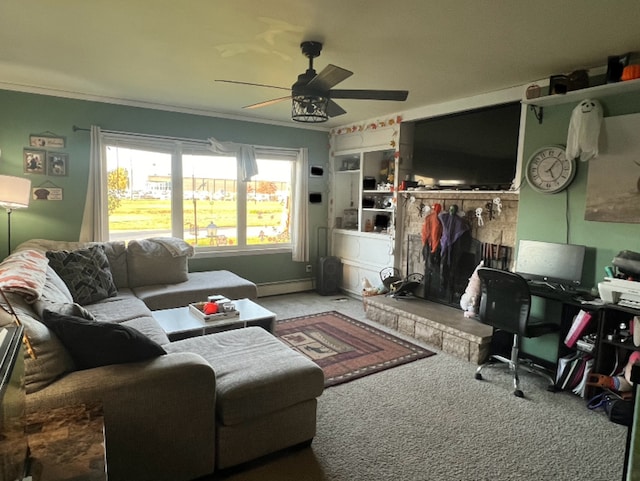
left=203, top=302, right=219, bottom=315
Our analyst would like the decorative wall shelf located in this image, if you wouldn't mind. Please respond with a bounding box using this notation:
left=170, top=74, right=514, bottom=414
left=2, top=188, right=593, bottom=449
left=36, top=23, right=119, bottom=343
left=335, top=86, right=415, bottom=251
left=522, top=78, right=640, bottom=124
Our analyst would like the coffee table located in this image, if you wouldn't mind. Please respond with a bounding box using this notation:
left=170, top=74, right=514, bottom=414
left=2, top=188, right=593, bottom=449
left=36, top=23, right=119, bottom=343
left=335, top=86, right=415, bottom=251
left=152, top=298, right=276, bottom=341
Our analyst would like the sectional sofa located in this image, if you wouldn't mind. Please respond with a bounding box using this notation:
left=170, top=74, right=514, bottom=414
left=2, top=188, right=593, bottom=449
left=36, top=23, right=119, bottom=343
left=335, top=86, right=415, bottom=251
left=0, top=238, right=324, bottom=481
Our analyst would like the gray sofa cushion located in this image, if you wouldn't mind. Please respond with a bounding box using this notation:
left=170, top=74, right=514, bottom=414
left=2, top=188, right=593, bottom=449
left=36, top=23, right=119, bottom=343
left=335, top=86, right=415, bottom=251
left=98, top=240, right=128, bottom=288
left=46, top=245, right=117, bottom=305
left=120, top=317, right=171, bottom=346
left=15, top=239, right=129, bottom=289
left=32, top=266, right=95, bottom=321
left=132, top=271, right=258, bottom=310
left=42, top=310, right=167, bottom=370
left=83, top=291, right=170, bottom=345
left=166, top=327, right=324, bottom=426
left=85, top=291, right=156, bottom=323
left=126, top=238, right=191, bottom=288
left=0, top=294, right=76, bottom=394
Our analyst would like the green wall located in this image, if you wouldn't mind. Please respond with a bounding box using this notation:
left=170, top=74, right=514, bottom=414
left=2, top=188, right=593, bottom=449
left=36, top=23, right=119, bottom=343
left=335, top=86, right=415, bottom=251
left=518, top=90, right=640, bottom=286
left=0, top=89, right=329, bottom=284
left=518, top=90, right=640, bottom=362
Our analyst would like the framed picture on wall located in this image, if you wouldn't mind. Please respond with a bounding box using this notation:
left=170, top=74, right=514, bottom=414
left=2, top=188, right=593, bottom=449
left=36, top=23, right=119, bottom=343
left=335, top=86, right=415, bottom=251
left=23, top=148, right=46, bottom=174
left=585, top=112, right=640, bottom=223
left=46, top=152, right=68, bottom=176
left=32, top=186, right=63, bottom=201
left=29, top=134, right=65, bottom=149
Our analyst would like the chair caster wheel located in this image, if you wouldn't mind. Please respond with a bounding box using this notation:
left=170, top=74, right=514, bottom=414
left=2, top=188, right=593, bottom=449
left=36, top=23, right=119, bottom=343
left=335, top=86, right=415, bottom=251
left=475, top=373, right=483, bottom=380
left=514, top=389, right=524, bottom=398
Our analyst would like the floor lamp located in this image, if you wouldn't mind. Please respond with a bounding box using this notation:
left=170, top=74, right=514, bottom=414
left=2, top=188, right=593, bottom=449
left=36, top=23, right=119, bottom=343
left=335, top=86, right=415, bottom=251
left=0, top=175, right=31, bottom=257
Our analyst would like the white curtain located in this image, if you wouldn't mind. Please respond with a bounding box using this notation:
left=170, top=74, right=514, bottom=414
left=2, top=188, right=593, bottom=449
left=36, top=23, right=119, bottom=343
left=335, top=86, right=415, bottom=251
left=207, top=137, right=258, bottom=181
left=291, top=148, right=309, bottom=262
left=79, top=125, right=108, bottom=242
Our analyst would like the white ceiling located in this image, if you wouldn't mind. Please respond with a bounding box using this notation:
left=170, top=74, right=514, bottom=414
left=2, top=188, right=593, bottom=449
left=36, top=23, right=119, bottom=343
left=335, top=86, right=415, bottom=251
left=1, top=0, right=640, bottom=129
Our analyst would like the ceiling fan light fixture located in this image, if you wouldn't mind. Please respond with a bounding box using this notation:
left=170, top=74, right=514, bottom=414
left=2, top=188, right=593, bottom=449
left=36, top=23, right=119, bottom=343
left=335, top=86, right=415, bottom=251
left=291, top=94, right=329, bottom=123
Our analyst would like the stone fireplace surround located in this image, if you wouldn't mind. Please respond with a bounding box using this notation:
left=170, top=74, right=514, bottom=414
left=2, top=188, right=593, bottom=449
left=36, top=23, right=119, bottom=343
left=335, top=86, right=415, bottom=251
left=364, top=191, right=519, bottom=363
left=399, top=191, right=519, bottom=287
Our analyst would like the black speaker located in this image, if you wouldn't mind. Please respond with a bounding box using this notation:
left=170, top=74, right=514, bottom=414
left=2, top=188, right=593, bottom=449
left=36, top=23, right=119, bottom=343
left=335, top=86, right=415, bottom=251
left=316, top=256, right=342, bottom=295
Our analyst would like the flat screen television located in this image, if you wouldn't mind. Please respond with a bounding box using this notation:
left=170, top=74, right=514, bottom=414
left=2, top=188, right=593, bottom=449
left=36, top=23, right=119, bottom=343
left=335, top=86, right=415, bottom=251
left=515, top=239, right=586, bottom=288
left=411, top=102, right=521, bottom=190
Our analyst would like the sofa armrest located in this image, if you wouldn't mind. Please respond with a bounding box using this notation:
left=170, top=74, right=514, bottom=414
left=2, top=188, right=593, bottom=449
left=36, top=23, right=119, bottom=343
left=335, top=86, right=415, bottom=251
left=27, top=352, right=216, bottom=481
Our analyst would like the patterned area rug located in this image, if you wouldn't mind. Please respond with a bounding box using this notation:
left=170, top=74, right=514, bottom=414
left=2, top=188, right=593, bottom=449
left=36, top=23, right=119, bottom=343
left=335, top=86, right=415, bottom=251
left=276, top=311, right=436, bottom=387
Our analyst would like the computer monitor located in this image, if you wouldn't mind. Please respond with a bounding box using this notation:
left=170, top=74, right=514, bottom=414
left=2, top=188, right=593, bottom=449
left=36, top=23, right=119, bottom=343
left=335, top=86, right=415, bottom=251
left=515, top=239, right=586, bottom=288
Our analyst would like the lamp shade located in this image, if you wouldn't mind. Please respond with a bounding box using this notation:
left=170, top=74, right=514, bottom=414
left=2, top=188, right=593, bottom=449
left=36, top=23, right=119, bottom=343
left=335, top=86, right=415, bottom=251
left=291, top=95, right=329, bottom=123
left=0, top=175, right=31, bottom=209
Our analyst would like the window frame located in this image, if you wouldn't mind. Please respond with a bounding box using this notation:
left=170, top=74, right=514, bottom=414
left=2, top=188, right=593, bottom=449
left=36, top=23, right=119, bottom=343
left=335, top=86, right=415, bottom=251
left=103, top=134, right=297, bottom=256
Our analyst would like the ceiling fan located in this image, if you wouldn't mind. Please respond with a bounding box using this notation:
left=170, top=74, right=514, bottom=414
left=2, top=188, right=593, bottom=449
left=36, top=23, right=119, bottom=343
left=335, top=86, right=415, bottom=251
left=216, top=41, right=409, bottom=123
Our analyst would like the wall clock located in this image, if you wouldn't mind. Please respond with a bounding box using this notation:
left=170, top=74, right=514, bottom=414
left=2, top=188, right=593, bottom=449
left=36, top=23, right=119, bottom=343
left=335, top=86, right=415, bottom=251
left=525, top=145, right=576, bottom=194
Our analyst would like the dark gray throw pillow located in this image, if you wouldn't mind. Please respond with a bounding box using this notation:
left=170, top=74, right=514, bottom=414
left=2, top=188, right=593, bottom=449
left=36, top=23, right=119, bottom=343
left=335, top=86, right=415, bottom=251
left=46, top=245, right=117, bottom=305
left=42, top=310, right=166, bottom=370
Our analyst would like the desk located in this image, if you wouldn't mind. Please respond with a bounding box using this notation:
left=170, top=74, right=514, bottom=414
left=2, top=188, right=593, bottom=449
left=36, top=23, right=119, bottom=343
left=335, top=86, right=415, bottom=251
left=526, top=286, right=640, bottom=388
left=519, top=286, right=595, bottom=369
left=525, top=286, right=640, bottom=366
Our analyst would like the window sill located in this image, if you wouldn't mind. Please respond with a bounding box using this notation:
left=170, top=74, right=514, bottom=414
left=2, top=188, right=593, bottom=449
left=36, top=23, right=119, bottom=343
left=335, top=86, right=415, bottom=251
left=192, top=246, right=292, bottom=258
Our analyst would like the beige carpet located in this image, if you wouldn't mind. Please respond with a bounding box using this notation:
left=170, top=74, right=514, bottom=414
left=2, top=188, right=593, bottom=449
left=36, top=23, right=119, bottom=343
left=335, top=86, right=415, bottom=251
left=203, top=292, right=627, bottom=481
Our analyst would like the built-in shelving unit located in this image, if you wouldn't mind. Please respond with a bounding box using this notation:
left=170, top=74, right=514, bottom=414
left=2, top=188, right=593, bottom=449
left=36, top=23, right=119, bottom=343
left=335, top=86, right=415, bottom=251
left=522, top=77, right=640, bottom=123
left=328, top=121, right=407, bottom=296
left=332, top=149, right=396, bottom=234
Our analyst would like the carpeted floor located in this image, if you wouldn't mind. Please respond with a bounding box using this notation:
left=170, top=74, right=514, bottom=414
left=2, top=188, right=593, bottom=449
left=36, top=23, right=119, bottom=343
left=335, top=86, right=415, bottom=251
left=276, top=311, right=435, bottom=387
left=202, top=292, right=628, bottom=481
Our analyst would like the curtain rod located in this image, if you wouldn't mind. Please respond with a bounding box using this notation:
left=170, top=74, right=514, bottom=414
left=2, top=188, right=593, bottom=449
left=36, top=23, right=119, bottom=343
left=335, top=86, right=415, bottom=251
left=72, top=125, right=209, bottom=145
left=72, top=125, right=300, bottom=152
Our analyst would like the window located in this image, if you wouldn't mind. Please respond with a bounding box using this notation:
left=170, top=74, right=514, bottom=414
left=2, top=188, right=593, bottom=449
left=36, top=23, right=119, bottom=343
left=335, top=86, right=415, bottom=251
left=104, top=137, right=295, bottom=253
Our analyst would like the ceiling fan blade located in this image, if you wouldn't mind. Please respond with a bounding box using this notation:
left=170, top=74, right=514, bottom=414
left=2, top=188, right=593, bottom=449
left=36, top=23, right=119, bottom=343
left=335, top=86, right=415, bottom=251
left=326, top=100, right=347, bottom=118
left=243, top=96, right=291, bottom=109
left=330, top=89, right=409, bottom=101
left=307, top=64, right=353, bottom=91
left=216, top=79, right=290, bottom=91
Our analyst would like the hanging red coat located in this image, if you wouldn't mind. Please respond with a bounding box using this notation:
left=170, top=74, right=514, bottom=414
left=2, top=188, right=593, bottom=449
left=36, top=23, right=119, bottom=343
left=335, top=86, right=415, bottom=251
left=421, top=203, right=442, bottom=254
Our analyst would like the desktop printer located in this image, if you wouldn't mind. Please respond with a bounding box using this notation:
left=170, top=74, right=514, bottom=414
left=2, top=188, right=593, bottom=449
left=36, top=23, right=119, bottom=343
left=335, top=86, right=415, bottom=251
left=598, top=277, right=640, bottom=308
left=598, top=250, right=640, bottom=308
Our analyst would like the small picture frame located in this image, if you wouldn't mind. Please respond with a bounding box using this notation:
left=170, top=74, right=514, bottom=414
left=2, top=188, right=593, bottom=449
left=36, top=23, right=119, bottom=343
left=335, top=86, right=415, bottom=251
left=32, top=186, right=63, bottom=201
left=23, top=148, right=46, bottom=174
left=29, top=134, right=65, bottom=149
left=46, top=152, right=68, bottom=176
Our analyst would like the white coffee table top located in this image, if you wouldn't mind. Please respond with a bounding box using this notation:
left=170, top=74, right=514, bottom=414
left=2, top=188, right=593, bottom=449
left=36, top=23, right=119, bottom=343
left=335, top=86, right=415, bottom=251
left=152, top=298, right=276, bottom=339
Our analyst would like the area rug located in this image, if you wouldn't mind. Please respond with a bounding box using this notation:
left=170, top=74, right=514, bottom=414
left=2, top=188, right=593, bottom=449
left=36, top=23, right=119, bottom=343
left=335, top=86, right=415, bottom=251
left=276, top=311, right=435, bottom=387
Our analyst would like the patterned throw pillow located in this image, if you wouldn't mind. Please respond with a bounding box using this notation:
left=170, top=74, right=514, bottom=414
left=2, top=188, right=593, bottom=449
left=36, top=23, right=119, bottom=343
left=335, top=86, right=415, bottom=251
left=46, top=246, right=117, bottom=305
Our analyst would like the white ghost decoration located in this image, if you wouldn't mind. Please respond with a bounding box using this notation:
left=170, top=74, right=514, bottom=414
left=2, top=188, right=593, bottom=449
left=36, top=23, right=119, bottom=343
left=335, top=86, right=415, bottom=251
left=566, top=99, right=603, bottom=162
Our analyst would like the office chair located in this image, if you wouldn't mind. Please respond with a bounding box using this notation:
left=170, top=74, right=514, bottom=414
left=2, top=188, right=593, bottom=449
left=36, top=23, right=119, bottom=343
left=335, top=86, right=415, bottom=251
left=474, top=267, right=559, bottom=397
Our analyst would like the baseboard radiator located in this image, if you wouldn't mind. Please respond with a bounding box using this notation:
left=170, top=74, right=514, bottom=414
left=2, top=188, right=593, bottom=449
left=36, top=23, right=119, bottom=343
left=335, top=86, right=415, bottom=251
left=257, top=279, right=314, bottom=297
